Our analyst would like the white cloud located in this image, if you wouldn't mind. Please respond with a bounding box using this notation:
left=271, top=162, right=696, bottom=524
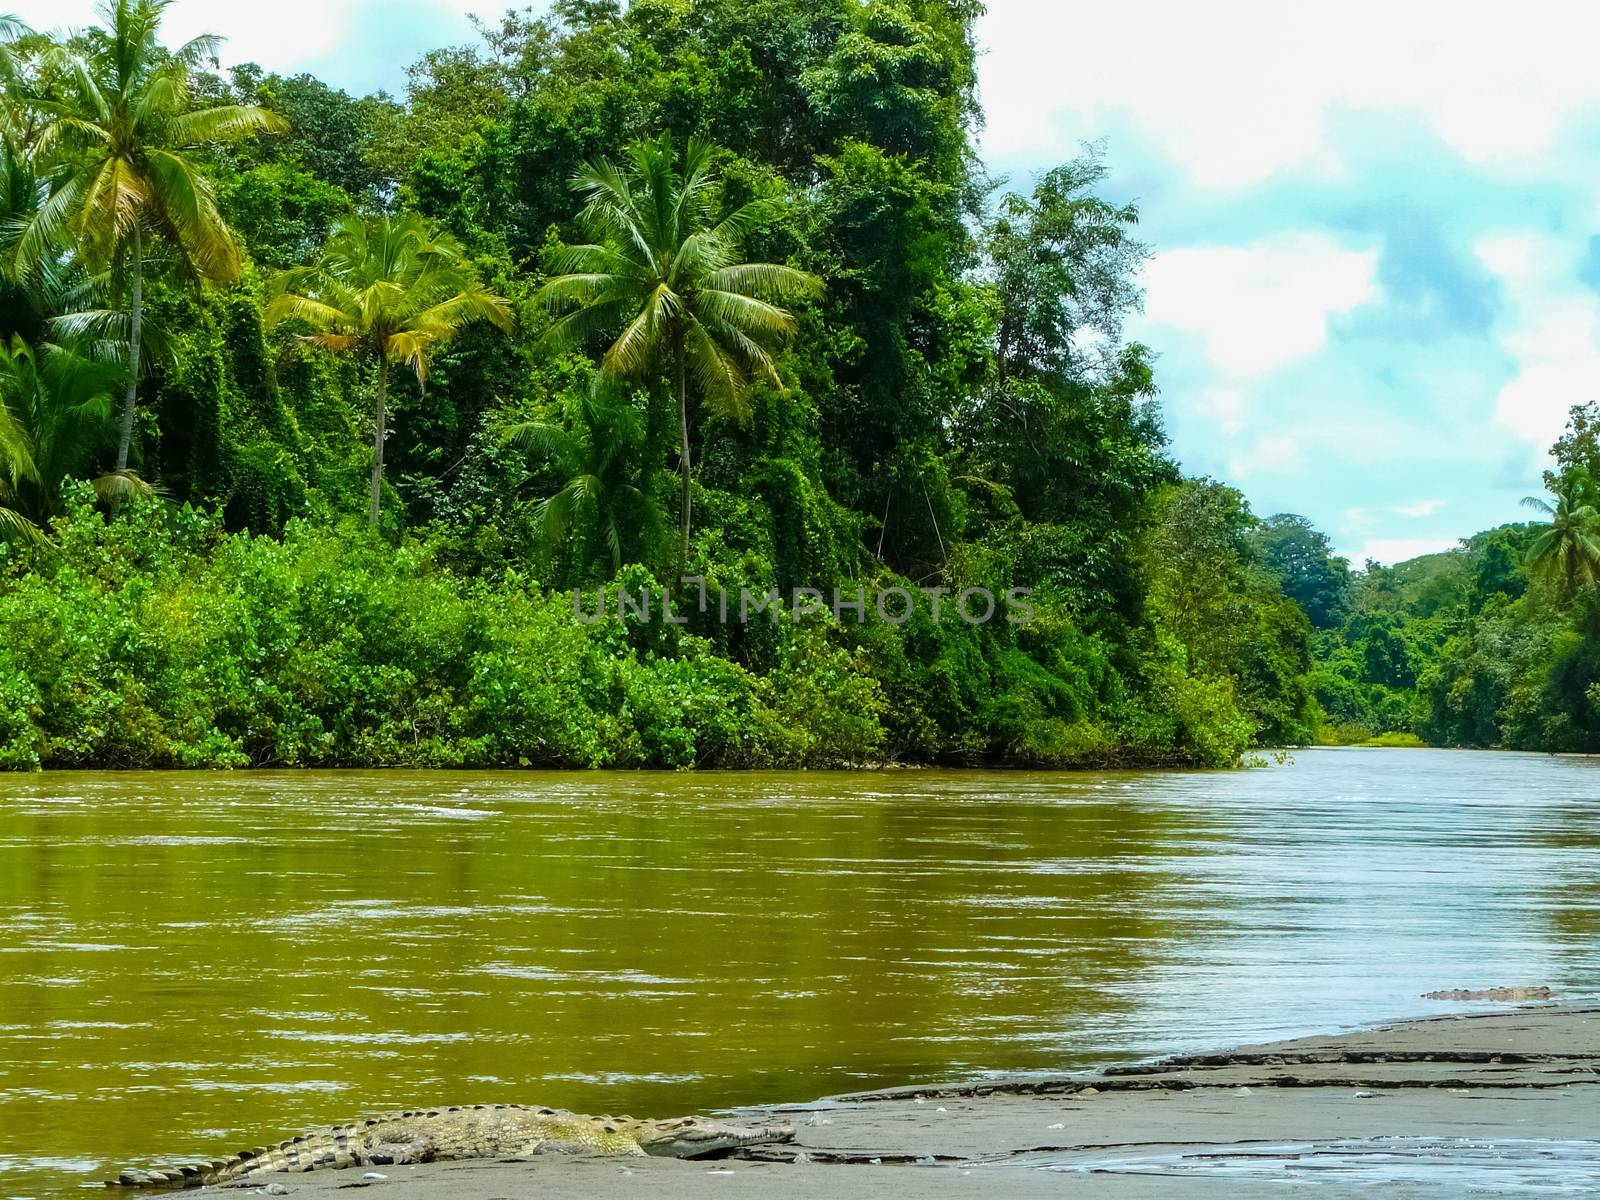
left=979, top=0, right=1600, bottom=188
left=1225, top=433, right=1303, bottom=480
left=6, top=0, right=488, bottom=85
left=1394, top=500, right=1444, bottom=517
left=12, top=1, right=353, bottom=63
left=1141, top=233, right=1378, bottom=377
left=1195, top=387, right=1248, bottom=436
left=1473, top=232, right=1600, bottom=462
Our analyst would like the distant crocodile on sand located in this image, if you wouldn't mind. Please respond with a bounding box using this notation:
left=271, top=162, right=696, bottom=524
left=108, top=1103, right=795, bottom=1188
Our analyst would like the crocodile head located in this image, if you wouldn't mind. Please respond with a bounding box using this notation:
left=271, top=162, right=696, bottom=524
left=637, top=1115, right=795, bottom=1159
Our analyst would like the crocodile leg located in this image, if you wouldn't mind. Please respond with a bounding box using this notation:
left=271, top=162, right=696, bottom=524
left=359, top=1135, right=434, bottom=1166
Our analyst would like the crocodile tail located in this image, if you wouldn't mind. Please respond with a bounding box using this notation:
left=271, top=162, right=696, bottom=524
left=107, top=1157, right=239, bottom=1189
left=107, top=1128, right=363, bottom=1189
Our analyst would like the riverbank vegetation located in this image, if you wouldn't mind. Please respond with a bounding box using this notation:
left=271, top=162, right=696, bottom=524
left=0, top=1, right=1589, bottom=769
left=1255, top=404, right=1600, bottom=753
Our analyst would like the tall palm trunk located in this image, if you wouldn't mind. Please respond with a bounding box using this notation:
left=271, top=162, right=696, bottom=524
left=673, top=326, right=690, bottom=575
left=114, top=223, right=143, bottom=471
left=369, top=354, right=389, bottom=527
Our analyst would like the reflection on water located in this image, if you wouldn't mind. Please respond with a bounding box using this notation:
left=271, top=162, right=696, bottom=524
left=0, top=748, right=1597, bottom=1196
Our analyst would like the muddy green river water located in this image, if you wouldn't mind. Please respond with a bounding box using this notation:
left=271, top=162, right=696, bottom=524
left=1, top=748, right=1597, bottom=1196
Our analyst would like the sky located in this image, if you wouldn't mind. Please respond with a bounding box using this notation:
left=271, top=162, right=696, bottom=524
left=15, top=0, right=1599, bottom=563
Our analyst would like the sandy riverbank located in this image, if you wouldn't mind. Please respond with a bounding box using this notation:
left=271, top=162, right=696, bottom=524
left=213, top=1005, right=1599, bottom=1197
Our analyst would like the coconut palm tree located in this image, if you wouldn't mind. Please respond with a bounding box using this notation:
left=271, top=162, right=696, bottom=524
left=0, top=137, right=118, bottom=355
left=1523, top=476, right=1600, bottom=604
left=510, top=382, right=660, bottom=574
left=537, top=134, right=821, bottom=574
left=0, top=333, right=136, bottom=541
left=13, top=0, right=286, bottom=470
left=266, top=214, right=514, bottom=526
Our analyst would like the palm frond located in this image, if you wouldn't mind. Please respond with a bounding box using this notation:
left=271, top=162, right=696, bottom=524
left=410, top=281, right=515, bottom=336
left=0, top=501, right=43, bottom=544
left=707, top=197, right=780, bottom=246
left=508, top=420, right=580, bottom=464
left=168, top=104, right=288, bottom=147
left=0, top=397, right=36, bottom=489
left=32, top=115, right=114, bottom=158
left=144, top=148, right=239, bottom=281
left=670, top=228, right=737, bottom=282
left=683, top=316, right=750, bottom=420
left=385, top=329, right=441, bottom=382
left=90, top=467, right=153, bottom=506
left=75, top=156, right=147, bottom=254
left=264, top=290, right=356, bottom=332
left=538, top=298, right=631, bottom=354
left=168, top=31, right=223, bottom=72
left=601, top=508, right=622, bottom=571
left=134, top=69, right=186, bottom=126
left=58, top=50, right=110, bottom=126
left=534, top=480, right=582, bottom=545
left=303, top=332, right=358, bottom=354
left=696, top=288, right=801, bottom=340
left=10, top=169, right=84, bottom=281
left=705, top=261, right=824, bottom=302
left=600, top=285, right=675, bottom=380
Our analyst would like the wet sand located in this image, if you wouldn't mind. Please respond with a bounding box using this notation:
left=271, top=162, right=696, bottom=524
left=221, top=1005, right=1599, bottom=1197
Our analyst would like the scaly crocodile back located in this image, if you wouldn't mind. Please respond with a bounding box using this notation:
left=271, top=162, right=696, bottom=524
left=108, top=1103, right=794, bottom=1187
left=109, top=1104, right=652, bottom=1188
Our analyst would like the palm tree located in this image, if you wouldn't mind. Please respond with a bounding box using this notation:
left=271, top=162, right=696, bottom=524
left=13, top=0, right=286, bottom=470
left=510, top=382, right=660, bottom=574
left=0, top=333, right=137, bottom=541
left=0, top=137, right=115, bottom=352
left=537, top=134, right=821, bottom=573
left=1523, top=476, right=1600, bottom=604
left=266, top=214, right=514, bottom=527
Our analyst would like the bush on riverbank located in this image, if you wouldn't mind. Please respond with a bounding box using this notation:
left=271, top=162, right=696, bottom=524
left=0, top=491, right=1282, bottom=770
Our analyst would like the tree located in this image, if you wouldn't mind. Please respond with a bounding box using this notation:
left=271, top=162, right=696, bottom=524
left=235, top=69, right=391, bottom=198
left=1550, top=401, right=1600, bottom=499
left=509, top=382, right=659, bottom=575
left=537, top=133, right=821, bottom=572
left=1141, top=479, right=1315, bottom=744
left=266, top=213, right=513, bottom=526
left=0, top=334, right=137, bottom=540
left=1467, top=525, right=1531, bottom=612
left=1251, top=513, right=1351, bottom=628
left=983, top=147, right=1147, bottom=387
left=1523, top=475, right=1600, bottom=604
left=14, top=0, right=286, bottom=471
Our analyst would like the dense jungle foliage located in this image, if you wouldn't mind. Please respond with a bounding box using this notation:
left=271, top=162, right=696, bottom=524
left=1302, top=401, right=1600, bottom=754
left=0, top=1, right=1590, bottom=770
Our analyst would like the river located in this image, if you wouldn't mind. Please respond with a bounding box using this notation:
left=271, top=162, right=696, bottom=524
left=1, top=748, right=1597, bottom=1196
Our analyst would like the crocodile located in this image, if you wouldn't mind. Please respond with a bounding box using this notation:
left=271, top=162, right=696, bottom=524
left=108, top=1103, right=795, bottom=1189
left=1421, top=986, right=1553, bottom=1002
